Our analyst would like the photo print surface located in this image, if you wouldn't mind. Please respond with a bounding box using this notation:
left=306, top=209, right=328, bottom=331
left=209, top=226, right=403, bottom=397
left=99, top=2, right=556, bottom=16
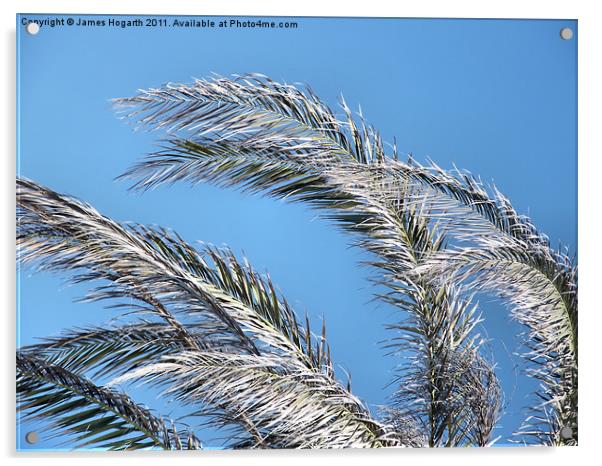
left=16, top=14, right=577, bottom=450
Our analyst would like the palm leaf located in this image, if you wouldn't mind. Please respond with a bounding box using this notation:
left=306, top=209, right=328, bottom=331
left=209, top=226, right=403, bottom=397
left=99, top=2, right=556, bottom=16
left=17, top=177, right=407, bottom=448
left=108, top=351, right=403, bottom=448
left=20, top=323, right=210, bottom=380
left=17, top=352, right=201, bottom=450
left=114, top=75, right=504, bottom=446
left=385, top=283, right=501, bottom=446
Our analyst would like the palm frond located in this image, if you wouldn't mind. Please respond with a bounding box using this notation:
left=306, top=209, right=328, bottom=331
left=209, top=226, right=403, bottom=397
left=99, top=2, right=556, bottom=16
left=460, top=354, right=503, bottom=447
left=18, top=177, right=313, bottom=365
left=339, top=163, right=577, bottom=444
left=113, top=73, right=385, bottom=166
left=414, top=244, right=576, bottom=444
left=114, top=75, right=504, bottom=446
left=20, top=323, right=208, bottom=380
left=108, top=350, right=405, bottom=449
left=115, top=81, right=576, bottom=339
left=21, top=72, right=576, bottom=447
left=385, top=284, right=501, bottom=447
left=17, top=177, right=407, bottom=448
left=17, top=352, right=201, bottom=450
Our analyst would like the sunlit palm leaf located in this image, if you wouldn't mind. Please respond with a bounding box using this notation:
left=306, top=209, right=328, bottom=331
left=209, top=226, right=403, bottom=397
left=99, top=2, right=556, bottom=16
left=17, top=177, right=405, bottom=448
left=114, top=75, right=503, bottom=446
left=108, top=351, right=403, bottom=448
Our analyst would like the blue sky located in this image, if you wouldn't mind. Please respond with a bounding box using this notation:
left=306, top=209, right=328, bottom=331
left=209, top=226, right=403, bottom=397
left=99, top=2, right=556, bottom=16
left=16, top=14, right=577, bottom=449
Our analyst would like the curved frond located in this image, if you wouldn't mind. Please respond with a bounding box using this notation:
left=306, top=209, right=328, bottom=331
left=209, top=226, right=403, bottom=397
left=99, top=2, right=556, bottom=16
left=109, top=351, right=403, bottom=449
left=17, top=177, right=318, bottom=365
left=114, top=74, right=577, bottom=444
left=17, top=352, right=201, bottom=450
left=415, top=244, right=577, bottom=444
left=113, top=73, right=384, bottom=166
left=17, top=177, right=407, bottom=447
left=114, top=75, right=504, bottom=446
left=20, top=323, right=205, bottom=380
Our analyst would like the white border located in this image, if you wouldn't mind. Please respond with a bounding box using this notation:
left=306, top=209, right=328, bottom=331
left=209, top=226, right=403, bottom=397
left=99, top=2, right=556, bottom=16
left=2, top=1, right=600, bottom=465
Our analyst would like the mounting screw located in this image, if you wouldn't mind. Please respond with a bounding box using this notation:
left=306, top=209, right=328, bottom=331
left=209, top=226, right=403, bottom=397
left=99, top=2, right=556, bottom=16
left=560, top=27, right=573, bottom=40
left=26, top=22, right=40, bottom=35
left=559, top=426, right=573, bottom=440
left=25, top=431, right=39, bottom=444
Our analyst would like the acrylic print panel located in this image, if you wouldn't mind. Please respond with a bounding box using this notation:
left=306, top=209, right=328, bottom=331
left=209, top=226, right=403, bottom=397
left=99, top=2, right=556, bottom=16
left=16, top=14, right=577, bottom=451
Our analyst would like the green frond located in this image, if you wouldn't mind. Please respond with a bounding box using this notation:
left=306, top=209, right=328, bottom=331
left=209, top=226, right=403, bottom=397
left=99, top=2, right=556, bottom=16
left=17, top=352, right=201, bottom=450
left=20, top=324, right=202, bottom=380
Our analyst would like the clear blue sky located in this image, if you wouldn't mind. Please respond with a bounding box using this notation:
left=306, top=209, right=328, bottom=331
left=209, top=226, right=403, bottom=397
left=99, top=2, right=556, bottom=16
left=17, top=14, right=577, bottom=450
